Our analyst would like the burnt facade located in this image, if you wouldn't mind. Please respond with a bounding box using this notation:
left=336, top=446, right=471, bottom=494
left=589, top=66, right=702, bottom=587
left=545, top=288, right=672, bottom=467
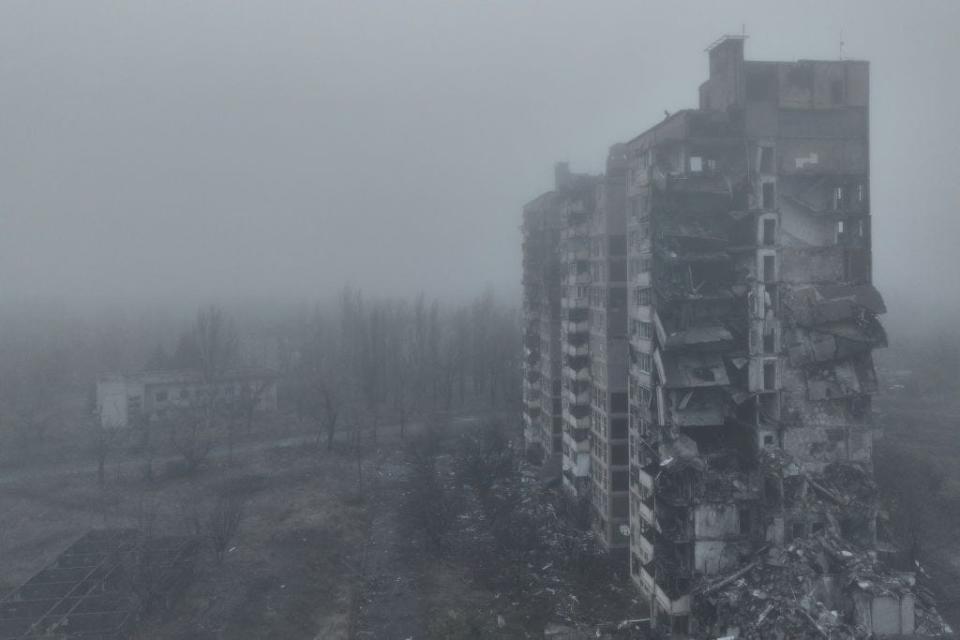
left=522, top=37, right=950, bottom=638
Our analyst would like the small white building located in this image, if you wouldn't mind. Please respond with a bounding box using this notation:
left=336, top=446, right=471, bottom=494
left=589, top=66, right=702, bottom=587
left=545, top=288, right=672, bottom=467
left=96, top=368, right=278, bottom=428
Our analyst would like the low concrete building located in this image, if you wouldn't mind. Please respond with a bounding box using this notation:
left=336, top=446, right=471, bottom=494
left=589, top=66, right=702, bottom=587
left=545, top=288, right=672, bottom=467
left=96, top=368, right=278, bottom=428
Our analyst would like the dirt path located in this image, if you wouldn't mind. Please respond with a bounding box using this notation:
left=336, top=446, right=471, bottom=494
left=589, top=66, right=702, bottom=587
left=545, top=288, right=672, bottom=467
left=352, top=458, right=425, bottom=640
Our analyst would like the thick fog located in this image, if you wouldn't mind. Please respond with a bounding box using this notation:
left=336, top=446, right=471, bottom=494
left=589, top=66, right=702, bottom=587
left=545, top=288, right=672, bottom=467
left=0, top=0, right=957, bottom=333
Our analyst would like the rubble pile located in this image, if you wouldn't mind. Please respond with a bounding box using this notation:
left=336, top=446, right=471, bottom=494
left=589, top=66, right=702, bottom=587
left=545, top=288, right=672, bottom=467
left=452, top=434, right=646, bottom=636
left=698, top=532, right=953, bottom=638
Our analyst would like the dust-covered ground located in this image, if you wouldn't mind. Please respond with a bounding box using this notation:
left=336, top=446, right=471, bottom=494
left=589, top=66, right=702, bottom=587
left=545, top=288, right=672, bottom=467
left=0, top=410, right=644, bottom=639
left=0, top=410, right=426, bottom=640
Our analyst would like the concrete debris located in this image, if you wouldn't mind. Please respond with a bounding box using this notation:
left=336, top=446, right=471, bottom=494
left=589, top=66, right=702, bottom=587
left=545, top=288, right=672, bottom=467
left=696, top=531, right=953, bottom=639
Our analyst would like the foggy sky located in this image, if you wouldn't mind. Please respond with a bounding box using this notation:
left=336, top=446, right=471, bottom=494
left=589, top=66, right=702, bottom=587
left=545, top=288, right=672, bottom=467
left=1, top=0, right=958, bottom=331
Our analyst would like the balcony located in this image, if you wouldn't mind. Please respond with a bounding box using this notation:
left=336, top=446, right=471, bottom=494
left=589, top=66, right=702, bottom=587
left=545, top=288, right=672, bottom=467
left=523, top=422, right=542, bottom=444
left=639, top=565, right=656, bottom=596
left=562, top=296, right=589, bottom=310
left=632, top=270, right=651, bottom=287
left=523, top=393, right=541, bottom=410
left=566, top=350, right=589, bottom=366
left=637, top=500, right=655, bottom=525
left=522, top=411, right=540, bottom=428
left=564, top=411, right=591, bottom=431
left=629, top=364, right=652, bottom=387
left=564, top=342, right=589, bottom=358
left=639, top=530, right=655, bottom=561
left=563, top=319, right=590, bottom=335
left=563, top=387, right=591, bottom=407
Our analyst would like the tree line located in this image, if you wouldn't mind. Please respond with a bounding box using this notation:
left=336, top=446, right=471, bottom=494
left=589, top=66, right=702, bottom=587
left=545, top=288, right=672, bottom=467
left=283, top=287, right=521, bottom=450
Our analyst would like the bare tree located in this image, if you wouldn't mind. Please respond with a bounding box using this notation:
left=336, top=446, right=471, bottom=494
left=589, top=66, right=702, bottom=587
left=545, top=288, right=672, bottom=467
left=291, top=311, right=345, bottom=451
left=195, top=305, right=239, bottom=384
left=224, top=376, right=273, bottom=464
left=164, top=306, right=241, bottom=473
left=0, top=348, right=65, bottom=457
left=90, top=417, right=123, bottom=488
left=316, top=378, right=341, bottom=450
left=237, top=377, right=273, bottom=433
left=134, top=410, right=158, bottom=482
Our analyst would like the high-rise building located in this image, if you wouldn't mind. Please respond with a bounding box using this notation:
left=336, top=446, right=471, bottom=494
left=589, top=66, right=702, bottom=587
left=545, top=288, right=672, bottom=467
left=521, top=37, right=949, bottom=639
left=624, top=37, right=881, bottom=633
left=523, top=163, right=595, bottom=473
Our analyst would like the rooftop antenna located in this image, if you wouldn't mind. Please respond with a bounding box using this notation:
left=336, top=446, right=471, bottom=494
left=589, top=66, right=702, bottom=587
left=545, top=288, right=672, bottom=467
left=839, top=30, right=845, bottom=60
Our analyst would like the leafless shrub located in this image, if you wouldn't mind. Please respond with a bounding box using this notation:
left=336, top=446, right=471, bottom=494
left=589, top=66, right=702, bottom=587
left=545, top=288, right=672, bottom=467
left=163, top=407, right=215, bottom=475
left=207, top=494, right=245, bottom=563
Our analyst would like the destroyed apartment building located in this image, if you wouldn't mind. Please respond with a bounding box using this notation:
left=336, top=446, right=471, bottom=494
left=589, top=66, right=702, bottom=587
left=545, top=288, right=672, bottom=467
left=520, top=35, right=952, bottom=638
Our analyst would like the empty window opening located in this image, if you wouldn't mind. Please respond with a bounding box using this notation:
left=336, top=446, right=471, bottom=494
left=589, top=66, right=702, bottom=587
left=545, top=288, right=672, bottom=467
left=611, top=444, right=629, bottom=466
left=762, top=218, right=776, bottom=245
left=763, top=361, right=777, bottom=391
left=762, top=255, right=776, bottom=283
left=812, top=522, right=826, bottom=534
left=762, top=182, right=776, bottom=209
left=763, top=434, right=775, bottom=446
left=763, top=329, right=776, bottom=354
left=792, top=522, right=806, bottom=540
left=833, top=186, right=844, bottom=210
left=759, top=146, right=774, bottom=173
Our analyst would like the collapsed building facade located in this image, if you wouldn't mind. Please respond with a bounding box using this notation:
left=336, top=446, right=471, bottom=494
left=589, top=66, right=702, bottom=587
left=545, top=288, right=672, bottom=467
left=521, top=36, right=953, bottom=638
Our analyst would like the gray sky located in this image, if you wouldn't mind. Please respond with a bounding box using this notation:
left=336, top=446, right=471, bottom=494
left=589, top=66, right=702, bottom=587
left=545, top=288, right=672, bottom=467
left=1, top=1, right=958, bottom=329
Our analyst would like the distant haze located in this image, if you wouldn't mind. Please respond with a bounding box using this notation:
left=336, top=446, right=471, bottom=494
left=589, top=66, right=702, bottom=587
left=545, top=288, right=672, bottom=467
left=1, top=0, right=957, bottom=335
